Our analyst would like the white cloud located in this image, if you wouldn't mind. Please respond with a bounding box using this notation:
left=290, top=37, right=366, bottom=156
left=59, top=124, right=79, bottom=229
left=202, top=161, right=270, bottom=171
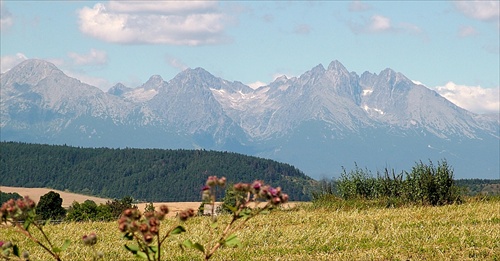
left=0, top=1, right=13, bottom=31
left=434, top=82, right=500, bottom=114
left=68, top=49, right=108, bottom=66
left=247, top=81, right=267, bottom=90
left=349, top=1, right=371, bottom=12
left=458, top=25, right=478, bottom=37
left=78, top=1, right=232, bottom=45
left=349, top=14, right=423, bottom=36
left=454, top=1, right=499, bottom=22
left=369, top=15, right=392, bottom=32
left=107, top=1, right=217, bottom=14
left=165, top=54, right=188, bottom=71
left=0, top=53, right=27, bottom=73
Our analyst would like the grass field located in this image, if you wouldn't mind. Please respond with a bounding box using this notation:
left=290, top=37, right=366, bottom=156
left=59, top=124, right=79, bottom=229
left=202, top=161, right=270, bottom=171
left=2, top=199, right=499, bottom=261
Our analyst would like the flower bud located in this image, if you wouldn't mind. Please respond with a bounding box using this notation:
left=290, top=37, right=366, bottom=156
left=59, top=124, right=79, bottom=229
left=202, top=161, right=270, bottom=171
left=149, top=217, right=158, bottom=227
left=143, top=233, right=153, bottom=244
left=269, top=187, right=278, bottom=197
left=218, top=177, right=226, bottom=186
left=139, top=223, right=149, bottom=233
left=16, top=199, right=26, bottom=210
left=281, top=194, right=289, bottom=203
left=123, top=209, right=133, bottom=217
left=159, top=205, right=169, bottom=215
left=179, top=211, right=189, bottom=221
left=150, top=225, right=159, bottom=235
left=82, top=233, right=97, bottom=246
left=206, top=176, right=218, bottom=187
left=252, top=181, right=262, bottom=191
left=234, top=183, right=244, bottom=191
left=118, top=222, right=128, bottom=232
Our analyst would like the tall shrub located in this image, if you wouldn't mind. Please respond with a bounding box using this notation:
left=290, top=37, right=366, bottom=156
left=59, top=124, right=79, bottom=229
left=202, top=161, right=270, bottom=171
left=36, top=191, right=66, bottom=220
left=404, top=160, right=461, bottom=205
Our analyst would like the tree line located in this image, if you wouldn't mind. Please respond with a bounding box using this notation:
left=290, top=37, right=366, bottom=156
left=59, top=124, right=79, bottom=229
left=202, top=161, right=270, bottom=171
left=0, top=142, right=314, bottom=202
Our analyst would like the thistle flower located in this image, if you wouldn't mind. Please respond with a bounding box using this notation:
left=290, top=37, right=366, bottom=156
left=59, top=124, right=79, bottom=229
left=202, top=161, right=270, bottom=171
left=82, top=233, right=97, bottom=246
left=179, top=208, right=195, bottom=221
left=22, top=250, right=30, bottom=259
left=143, top=233, right=153, bottom=244
left=206, top=176, right=218, bottom=187
left=218, top=177, right=227, bottom=186
left=159, top=205, right=169, bottom=215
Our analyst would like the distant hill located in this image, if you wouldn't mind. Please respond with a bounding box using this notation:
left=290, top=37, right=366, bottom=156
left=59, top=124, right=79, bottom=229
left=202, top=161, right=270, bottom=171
left=0, top=142, right=315, bottom=201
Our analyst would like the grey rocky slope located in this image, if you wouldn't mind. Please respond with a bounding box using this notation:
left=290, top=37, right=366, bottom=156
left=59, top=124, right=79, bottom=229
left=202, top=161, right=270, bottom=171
left=1, top=59, right=498, bottom=179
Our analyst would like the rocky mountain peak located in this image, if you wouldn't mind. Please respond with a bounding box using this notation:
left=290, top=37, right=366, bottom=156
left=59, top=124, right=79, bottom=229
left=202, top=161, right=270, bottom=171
left=327, top=60, right=349, bottom=74
left=2, top=59, right=64, bottom=86
left=379, top=68, right=412, bottom=85
left=142, top=75, right=164, bottom=90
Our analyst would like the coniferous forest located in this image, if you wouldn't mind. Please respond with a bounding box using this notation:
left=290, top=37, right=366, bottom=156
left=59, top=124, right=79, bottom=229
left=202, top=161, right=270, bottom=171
left=0, top=142, right=315, bottom=201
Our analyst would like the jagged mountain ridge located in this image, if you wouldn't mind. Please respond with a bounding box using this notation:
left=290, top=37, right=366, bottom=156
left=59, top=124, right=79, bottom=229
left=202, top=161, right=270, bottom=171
left=1, top=59, right=498, bottom=179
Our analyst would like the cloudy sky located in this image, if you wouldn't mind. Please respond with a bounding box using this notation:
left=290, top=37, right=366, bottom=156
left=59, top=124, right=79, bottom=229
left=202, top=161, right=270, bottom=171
left=1, top=1, right=498, bottom=114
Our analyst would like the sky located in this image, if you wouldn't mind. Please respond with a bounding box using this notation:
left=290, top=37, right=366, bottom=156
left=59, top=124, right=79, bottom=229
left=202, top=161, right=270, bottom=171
left=1, top=0, right=499, bottom=114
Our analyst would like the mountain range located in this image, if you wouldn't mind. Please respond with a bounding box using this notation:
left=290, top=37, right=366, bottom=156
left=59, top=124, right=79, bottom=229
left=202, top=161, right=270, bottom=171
left=1, top=59, right=499, bottom=179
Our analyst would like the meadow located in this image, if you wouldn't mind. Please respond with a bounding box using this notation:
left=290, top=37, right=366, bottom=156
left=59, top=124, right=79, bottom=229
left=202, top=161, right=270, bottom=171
left=2, top=199, right=499, bottom=261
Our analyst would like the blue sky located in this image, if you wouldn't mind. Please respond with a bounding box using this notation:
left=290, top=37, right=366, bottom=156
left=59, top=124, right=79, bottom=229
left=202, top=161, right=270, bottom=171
left=1, top=1, right=499, bottom=114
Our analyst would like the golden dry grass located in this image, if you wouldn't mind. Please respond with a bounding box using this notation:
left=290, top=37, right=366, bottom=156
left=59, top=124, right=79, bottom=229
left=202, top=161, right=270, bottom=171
left=2, top=199, right=499, bottom=261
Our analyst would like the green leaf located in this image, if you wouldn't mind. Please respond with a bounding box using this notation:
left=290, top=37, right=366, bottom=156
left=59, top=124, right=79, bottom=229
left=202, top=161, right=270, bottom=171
left=53, top=239, right=70, bottom=253
left=124, top=244, right=140, bottom=254
left=171, top=225, right=186, bottom=235
left=210, top=222, right=218, bottom=229
left=148, top=245, right=158, bottom=253
left=239, top=208, right=252, bottom=219
left=135, top=251, right=149, bottom=259
left=183, top=239, right=205, bottom=253
left=60, top=239, right=71, bottom=251
left=23, top=219, right=32, bottom=230
left=225, top=204, right=237, bottom=213
left=224, top=234, right=241, bottom=248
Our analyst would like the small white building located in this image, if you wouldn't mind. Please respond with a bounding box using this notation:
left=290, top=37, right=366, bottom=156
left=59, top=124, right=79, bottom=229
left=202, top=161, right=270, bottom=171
left=203, top=203, right=220, bottom=216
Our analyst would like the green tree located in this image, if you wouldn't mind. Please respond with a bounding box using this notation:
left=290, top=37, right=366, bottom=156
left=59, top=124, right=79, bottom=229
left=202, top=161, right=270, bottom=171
left=106, top=196, right=136, bottom=218
left=36, top=191, right=66, bottom=220
left=0, top=191, right=22, bottom=205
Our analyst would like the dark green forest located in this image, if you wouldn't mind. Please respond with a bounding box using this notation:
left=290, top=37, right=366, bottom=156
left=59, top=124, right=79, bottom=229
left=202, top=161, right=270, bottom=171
left=0, top=142, right=315, bottom=201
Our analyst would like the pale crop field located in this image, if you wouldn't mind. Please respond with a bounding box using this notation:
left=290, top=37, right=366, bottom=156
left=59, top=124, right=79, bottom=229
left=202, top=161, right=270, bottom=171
left=2, top=200, right=499, bottom=261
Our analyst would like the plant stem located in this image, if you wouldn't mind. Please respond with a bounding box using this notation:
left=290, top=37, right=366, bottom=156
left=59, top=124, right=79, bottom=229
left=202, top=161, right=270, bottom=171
left=13, top=223, right=61, bottom=261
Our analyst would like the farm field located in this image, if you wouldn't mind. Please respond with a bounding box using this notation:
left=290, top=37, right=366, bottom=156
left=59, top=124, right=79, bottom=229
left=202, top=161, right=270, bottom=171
left=0, top=186, right=110, bottom=208
left=2, top=199, right=499, bottom=260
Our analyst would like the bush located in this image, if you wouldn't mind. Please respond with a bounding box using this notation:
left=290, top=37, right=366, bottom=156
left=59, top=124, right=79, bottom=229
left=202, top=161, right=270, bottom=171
left=337, top=164, right=377, bottom=200
left=404, top=160, right=461, bottom=205
left=318, top=159, right=462, bottom=207
left=36, top=191, right=66, bottom=220
left=0, top=191, right=22, bottom=205
left=66, top=200, right=114, bottom=222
